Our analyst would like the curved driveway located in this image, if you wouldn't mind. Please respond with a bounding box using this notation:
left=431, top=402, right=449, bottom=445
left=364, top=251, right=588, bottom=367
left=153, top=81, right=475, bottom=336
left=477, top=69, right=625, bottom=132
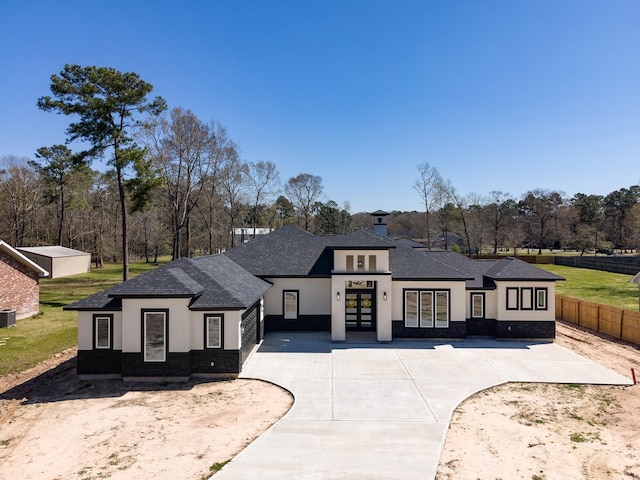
left=216, top=333, right=631, bottom=480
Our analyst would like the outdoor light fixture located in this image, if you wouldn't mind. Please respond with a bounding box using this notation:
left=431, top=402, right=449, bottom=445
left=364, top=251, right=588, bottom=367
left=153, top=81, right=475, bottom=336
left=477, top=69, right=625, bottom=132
left=383, top=292, right=387, bottom=301
left=336, top=291, right=340, bottom=301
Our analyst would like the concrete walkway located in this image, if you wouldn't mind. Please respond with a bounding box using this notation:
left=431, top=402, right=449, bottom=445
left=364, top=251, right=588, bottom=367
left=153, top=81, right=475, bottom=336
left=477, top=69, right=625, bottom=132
left=215, top=333, right=631, bottom=480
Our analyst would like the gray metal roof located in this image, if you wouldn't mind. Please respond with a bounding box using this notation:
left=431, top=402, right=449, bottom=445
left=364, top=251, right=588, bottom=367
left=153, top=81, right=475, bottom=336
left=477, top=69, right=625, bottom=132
left=17, top=245, right=90, bottom=258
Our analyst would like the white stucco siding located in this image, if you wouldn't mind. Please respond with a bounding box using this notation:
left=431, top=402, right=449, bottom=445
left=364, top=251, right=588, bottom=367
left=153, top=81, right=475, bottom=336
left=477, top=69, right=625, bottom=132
left=77, top=311, right=122, bottom=350
left=333, top=250, right=390, bottom=272
left=121, top=298, right=191, bottom=353
left=495, top=281, right=556, bottom=321
left=391, top=281, right=467, bottom=321
left=465, top=290, right=498, bottom=319
left=263, top=278, right=331, bottom=315
left=77, top=311, right=93, bottom=350
left=189, top=310, right=243, bottom=351
left=484, top=290, right=498, bottom=319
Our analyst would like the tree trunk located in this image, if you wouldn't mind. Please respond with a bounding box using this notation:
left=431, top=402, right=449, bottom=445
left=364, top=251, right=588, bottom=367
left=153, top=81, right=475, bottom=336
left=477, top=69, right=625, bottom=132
left=116, top=165, right=129, bottom=281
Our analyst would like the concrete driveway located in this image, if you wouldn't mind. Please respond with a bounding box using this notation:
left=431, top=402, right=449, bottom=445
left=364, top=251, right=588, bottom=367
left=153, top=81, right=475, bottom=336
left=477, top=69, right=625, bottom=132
left=215, top=333, right=631, bottom=480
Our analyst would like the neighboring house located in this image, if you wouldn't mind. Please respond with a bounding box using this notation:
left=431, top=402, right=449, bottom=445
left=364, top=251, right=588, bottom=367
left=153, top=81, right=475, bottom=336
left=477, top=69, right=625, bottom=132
left=66, top=213, right=563, bottom=379
left=0, top=240, right=49, bottom=320
left=17, top=246, right=91, bottom=279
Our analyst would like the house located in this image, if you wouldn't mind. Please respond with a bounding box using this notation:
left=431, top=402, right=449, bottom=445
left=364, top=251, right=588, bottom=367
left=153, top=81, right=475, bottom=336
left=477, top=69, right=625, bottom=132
left=17, top=246, right=91, bottom=279
left=0, top=240, right=49, bottom=320
left=65, top=213, right=563, bottom=379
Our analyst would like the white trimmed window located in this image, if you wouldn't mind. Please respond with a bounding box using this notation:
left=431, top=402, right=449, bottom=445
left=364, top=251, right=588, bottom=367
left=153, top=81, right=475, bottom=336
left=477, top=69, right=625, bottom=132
left=144, top=311, right=167, bottom=362
left=405, top=289, right=450, bottom=328
left=206, top=315, right=222, bottom=348
left=95, top=315, right=111, bottom=349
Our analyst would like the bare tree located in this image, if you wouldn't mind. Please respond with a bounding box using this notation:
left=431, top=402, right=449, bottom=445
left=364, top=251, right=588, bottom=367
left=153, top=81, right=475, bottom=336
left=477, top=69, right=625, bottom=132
left=244, top=161, right=280, bottom=238
left=413, top=163, right=443, bottom=248
left=485, top=191, right=517, bottom=254
left=218, top=149, right=248, bottom=248
left=519, top=189, right=564, bottom=254
left=284, top=173, right=324, bottom=231
left=0, top=156, right=43, bottom=246
left=143, top=107, right=217, bottom=259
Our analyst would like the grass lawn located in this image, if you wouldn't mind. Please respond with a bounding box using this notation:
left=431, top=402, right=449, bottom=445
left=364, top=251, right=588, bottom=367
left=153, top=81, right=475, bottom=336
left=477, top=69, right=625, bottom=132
left=538, top=264, right=639, bottom=311
left=0, top=258, right=169, bottom=376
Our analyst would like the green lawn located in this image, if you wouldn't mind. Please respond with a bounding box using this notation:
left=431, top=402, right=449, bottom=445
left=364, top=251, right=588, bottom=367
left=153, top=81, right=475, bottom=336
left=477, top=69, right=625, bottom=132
left=0, top=258, right=169, bottom=376
left=538, top=264, right=639, bottom=311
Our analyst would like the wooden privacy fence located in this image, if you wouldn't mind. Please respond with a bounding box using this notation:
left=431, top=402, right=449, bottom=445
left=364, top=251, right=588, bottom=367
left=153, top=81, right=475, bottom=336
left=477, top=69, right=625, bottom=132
left=556, top=295, right=640, bottom=346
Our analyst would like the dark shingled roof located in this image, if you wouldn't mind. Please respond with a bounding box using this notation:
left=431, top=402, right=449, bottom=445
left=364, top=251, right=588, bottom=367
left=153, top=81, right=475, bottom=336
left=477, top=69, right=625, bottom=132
left=63, top=285, right=123, bottom=311
left=224, top=224, right=329, bottom=277
left=425, top=250, right=495, bottom=288
left=225, top=225, right=470, bottom=280
left=65, top=254, right=270, bottom=311
left=483, top=257, right=565, bottom=281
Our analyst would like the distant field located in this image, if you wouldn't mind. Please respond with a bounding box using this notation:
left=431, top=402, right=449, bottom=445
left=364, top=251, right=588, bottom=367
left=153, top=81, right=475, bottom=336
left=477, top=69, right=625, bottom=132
left=537, top=264, right=639, bottom=311
left=0, top=258, right=169, bottom=376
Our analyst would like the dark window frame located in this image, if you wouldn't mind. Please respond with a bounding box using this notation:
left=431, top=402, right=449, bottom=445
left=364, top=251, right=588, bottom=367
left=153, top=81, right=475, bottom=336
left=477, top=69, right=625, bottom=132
left=535, top=287, right=548, bottom=310
left=141, top=309, right=169, bottom=363
left=204, top=313, right=224, bottom=349
left=403, top=288, right=451, bottom=328
left=283, top=290, right=299, bottom=320
left=506, top=287, right=519, bottom=310
left=93, top=314, right=113, bottom=350
left=520, top=287, right=534, bottom=310
left=471, top=292, right=485, bottom=319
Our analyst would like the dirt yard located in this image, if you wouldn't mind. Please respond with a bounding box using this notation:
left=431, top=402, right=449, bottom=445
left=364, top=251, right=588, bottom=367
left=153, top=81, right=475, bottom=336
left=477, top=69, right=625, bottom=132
left=437, top=321, right=640, bottom=480
left=0, top=354, right=292, bottom=480
left=1, top=321, right=639, bottom=480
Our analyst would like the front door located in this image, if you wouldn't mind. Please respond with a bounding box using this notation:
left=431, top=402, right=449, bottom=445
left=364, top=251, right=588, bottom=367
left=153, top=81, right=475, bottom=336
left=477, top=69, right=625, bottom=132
left=345, top=290, right=376, bottom=331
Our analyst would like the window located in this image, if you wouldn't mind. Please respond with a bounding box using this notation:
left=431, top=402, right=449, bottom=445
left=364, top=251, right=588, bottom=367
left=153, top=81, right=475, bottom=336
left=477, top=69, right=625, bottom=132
left=420, top=291, right=433, bottom=327
left=405, top=291, right=418, bottom=327
left=143, top=311, right=167, bottom=362
left=368, top=255, right=377, bottom=272
left=506, top=287, right=519, bottom=310
left=283, top=290, right=299, bottom=320
left=357, top=255, right=365, bottom=271
left=535, top=288, right=548, bottom=310
left=471, top=293, right=484, bottom=318
left=346, top=255, right=354, bottom=272
left=94, top=315, right=112, bottom=349
left=205, top=314, right=222, bottom=348
left=435, top=291, right=449, bottom=327
left=404, top=289, right=450, bottom=328
left=520, top=288, right=533, bottom=310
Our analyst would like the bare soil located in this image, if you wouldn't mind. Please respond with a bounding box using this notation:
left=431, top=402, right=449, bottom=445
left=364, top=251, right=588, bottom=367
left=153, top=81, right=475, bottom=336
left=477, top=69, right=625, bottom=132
left=1, top=322, right=638, bottom=480
left=437, top=321, right=640, bottom=480
left=0, top=350, right=292, bottom=480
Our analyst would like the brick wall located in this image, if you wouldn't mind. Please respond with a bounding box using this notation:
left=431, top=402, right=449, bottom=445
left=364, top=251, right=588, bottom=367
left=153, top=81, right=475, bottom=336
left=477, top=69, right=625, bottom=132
left=0, top=252, right=41, bottom=319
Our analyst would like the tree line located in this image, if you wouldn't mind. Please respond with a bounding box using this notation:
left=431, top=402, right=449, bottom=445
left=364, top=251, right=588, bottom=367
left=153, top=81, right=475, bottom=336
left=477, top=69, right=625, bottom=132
left=351, top=162, right=640, bottom=256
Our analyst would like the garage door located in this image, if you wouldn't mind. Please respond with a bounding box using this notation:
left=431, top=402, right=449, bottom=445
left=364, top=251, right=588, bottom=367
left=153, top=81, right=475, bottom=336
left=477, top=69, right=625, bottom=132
left=240, top=304, right=258, bottom=364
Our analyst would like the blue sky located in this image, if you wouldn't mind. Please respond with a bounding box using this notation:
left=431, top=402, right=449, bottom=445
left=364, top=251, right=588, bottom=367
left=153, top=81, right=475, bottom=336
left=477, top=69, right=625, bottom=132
left=1, top=1, right=639, bottom=213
